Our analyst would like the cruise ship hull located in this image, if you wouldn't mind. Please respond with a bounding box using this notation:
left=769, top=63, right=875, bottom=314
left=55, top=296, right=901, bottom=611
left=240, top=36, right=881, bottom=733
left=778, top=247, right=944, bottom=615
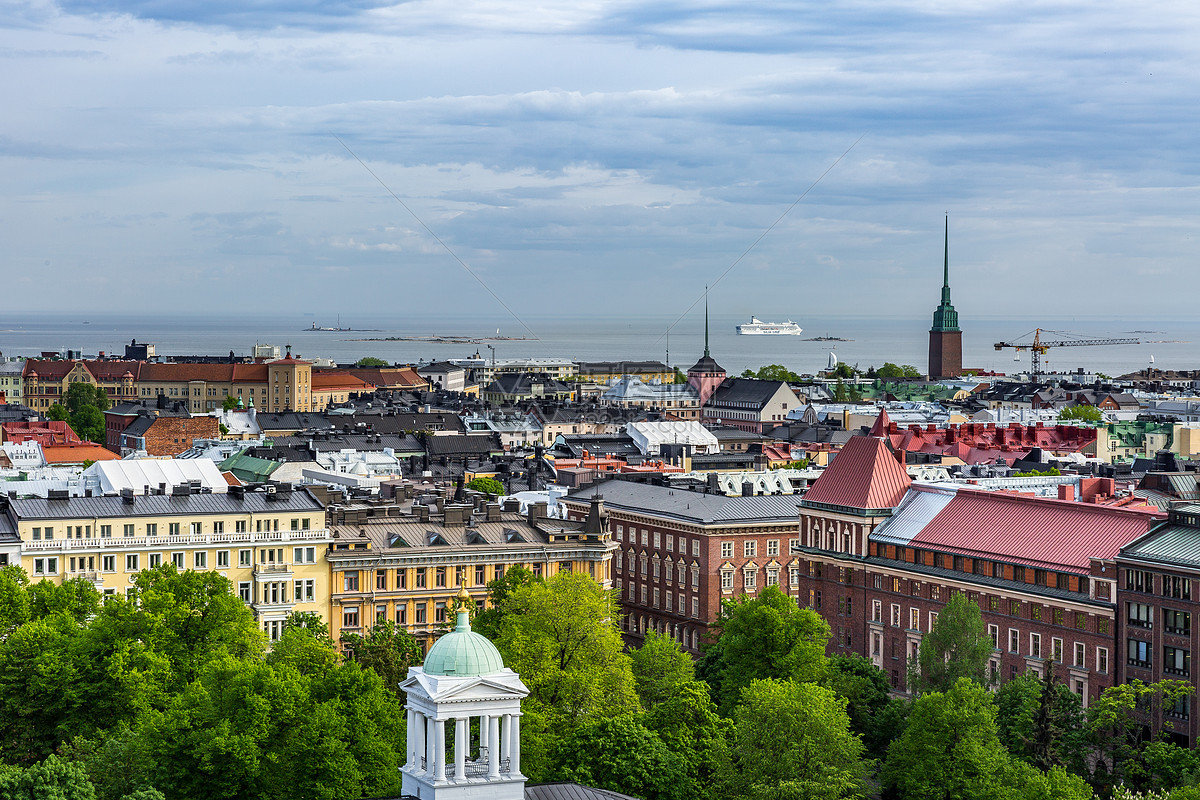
left=737, top=317, right=803, bottom=335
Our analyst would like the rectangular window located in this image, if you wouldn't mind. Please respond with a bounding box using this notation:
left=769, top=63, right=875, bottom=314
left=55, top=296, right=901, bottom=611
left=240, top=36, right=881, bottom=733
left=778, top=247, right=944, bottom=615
left=213, top=521, right=224, bottom=534
left=170, top=552, right=184, bottom=569
left=1164, top=646, right=1190, bottom=676
left=194, top=551, right=207, bottom=569
left=126, top=554, right=139, bottom=572
left=396, top=604, right=407, bottom=625
left=305, top=579, right=314, bottom=602
left=891, top=604, right=901, bottom=627
left=653, top=531, right=661, bottom=548
left=1009, top=628, right=1020, bottom=653
left=767, top=539, right=780, bottom=556
left=1125, top=569, right=1152, bottom=593
left=149, top=553, right=162, bottom=568
left=988, top=624, right=999, bottom=649
left=190, top=522, right=201, bottom=536
left=475, top=565, right=486, bottom=585
left=397, top=569, right=407, bottom=589
left=1097, top=647, right=1109, bottom=674
left=744, top=570, right=757, bottom=590
left=376, top=570, right=387, bottom=590
left=415, top=568, right=427, bottom=588
left=217, top=550, right=229, bottom=568
left=101, top=525, right=112, bottom=538
left=376, top=604, right=388, bottom=623
left=435, top=567, right=447, bottom=587
left=909, top=607, right=920, bottom=631
left=1127, top=638, right=1150, bottom=668
left=872, top=599, right=882, bottom=623
left=721, top=570, right=734, bottom=590
left=721, top=541, right=734, bottom=558
left=124, top=524, right=135, bottom=538
left=146, top=523, right=157, bottom=537
left=1165, top=608, right=1192, bottom=636
left=342, top=606, right=360, bottom=628
left=692, top=540, right=700, bottom=557
left=744, top=540, right=758, bottom=558
left=236, top=521, right=247, bottom=533
left=239, top=549, right=251, bottom=567
left=1030, top=633, right=1041, bottom=659
left=169, top=523, right=180, bottom=536
left=1074, top=642, right=1086, bottom=668
left=238, top=582, right=251, bottom=602
left=1127, top=602, right=1153, bottom=629
left=343, top=571, right=360, bottom=592
left=103, top=555, right=115, bottom=572
left=1052, top=637, right=1063, bottom=663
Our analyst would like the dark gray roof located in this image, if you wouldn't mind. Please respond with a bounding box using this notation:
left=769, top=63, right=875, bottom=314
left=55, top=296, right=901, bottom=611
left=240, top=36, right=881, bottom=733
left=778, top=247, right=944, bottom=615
left=707, top=377, right=790, bottom=408
left=426, top=435, right=502, bottom=457
left=341, top=412, right=466, bottom=435
left=7, top=488, right=325, bottom=520
left=577, top=361, right=669, bottom=376
left=121, top=416, right=157, bottom=438
left=255, top=412, right=335, bottom=431
left=525, top=783, right=639, bottom=800
left=272, top=434, right=424, bottom=454
left=564, top=481, right=800, bottom=525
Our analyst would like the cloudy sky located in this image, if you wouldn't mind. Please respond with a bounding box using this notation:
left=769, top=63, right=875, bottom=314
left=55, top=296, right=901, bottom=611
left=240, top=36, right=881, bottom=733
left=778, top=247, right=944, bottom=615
left=3, top=0, right=1197, bottom=328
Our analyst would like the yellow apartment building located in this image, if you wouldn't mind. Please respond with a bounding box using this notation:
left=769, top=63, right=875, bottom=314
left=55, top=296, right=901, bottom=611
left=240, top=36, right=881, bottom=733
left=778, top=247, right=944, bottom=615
left=1, top=485, right=334, bottom=642
left=326, top=495, right=615, bottom=650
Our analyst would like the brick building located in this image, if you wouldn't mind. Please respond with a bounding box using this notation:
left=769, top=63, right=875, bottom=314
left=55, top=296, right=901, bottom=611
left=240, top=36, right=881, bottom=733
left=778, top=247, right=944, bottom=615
left=792, top=434, right=1165, bottom=705
left=927, top=216, right=962, bottom=380
left=560, top=482, right=804, bottom=654
left=1116, top=504, right=1200, bottom=745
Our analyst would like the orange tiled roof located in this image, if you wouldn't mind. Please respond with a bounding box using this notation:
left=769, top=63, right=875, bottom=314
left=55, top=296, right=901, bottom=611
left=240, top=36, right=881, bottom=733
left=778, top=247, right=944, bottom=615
left=42, top=442, right=121, bottom=463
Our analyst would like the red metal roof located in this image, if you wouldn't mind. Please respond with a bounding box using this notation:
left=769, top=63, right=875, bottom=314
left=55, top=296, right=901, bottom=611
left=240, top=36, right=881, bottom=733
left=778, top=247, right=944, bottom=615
left=803, top=435, right=911, bottom=510
left=911, top=487, right=1164, bottom=572
left=879, top=421, right=1096, bottom=465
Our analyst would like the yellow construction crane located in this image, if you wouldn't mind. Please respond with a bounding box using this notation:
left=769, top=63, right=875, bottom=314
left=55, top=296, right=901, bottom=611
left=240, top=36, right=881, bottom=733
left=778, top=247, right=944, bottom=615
left=993, top=329, right=1140, bottom=381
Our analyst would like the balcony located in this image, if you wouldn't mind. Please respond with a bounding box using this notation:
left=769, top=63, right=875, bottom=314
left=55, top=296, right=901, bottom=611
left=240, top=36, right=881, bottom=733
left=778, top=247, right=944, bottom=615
left=22, top=528, right=332, bottom=553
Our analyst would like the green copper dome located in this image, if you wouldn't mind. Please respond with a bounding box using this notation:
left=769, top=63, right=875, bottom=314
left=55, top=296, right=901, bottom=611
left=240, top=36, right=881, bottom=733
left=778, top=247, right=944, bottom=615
left=424, top=609, right=506, bottom=677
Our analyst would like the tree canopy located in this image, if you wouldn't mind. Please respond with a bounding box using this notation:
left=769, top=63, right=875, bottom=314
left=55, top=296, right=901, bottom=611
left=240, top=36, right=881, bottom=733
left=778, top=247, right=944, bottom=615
left=908, top=591, right=993, bottom=694
left=1059, top=404, right=1103, bottom=423
left=465, top=476, right=505, bottom=496
left=698, top=585, right=830, bottom=714
left=354, top=357, right=389, bottom=367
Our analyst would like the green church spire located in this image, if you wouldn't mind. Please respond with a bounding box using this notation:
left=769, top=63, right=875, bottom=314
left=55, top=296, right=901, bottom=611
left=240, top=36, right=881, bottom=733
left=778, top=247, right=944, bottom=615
left=931, top=215, right=959, bottom=333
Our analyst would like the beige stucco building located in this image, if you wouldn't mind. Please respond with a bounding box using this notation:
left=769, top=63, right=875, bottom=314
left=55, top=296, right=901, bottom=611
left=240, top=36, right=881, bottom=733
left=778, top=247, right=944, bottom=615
left=1, top=486, right=333, bottom=642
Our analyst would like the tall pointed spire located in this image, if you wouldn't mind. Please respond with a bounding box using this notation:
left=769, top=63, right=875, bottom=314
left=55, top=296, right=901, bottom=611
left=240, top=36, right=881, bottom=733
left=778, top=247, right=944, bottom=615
left=942, top=214, right=950, bottom=293
left=703, top=286, right=710, bottom=358
left=931, top=215, right=958, bottom=333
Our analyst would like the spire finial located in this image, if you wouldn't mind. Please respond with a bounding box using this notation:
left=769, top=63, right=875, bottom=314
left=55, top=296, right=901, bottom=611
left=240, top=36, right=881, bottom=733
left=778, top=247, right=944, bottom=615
left=703, top=286, right=710, bottom=358
left=943, top=213, right=950, bottom=290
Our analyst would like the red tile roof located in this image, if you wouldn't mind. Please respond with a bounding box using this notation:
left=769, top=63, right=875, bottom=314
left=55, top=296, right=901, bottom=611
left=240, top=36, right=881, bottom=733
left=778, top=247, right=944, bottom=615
left=911, top=487, right=1164, bottom=573
left=803, top=435, right=911, bottom=510
left=878, top=421, right=1096, bottom=464
left=311, top=372, right=374, bottom=391
left=1, top=420, right=82, bottom=446
left=42, top=442, right=121, bottom=463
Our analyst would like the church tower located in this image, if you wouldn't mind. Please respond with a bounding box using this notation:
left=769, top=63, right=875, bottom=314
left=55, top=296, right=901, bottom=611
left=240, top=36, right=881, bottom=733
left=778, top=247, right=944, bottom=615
left=927, top=216, right=963, bottom=379
left=687, top=293, right=727, bottom=406
left=400, top=588, right=529, bottom=800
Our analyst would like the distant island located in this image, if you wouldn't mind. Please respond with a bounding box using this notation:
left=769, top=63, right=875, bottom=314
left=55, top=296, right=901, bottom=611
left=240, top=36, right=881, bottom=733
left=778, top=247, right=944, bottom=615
left=804, top=335, right=851, bottom=342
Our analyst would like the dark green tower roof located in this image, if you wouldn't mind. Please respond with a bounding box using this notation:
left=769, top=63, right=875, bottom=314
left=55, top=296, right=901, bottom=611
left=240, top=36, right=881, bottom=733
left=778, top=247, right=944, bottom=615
left=930, top=215, right=959, bottom=333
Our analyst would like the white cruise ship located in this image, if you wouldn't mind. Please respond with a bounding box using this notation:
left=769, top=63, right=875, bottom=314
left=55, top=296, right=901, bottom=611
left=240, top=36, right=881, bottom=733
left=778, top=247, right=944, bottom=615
left=736, top=317, right=803, bottom=335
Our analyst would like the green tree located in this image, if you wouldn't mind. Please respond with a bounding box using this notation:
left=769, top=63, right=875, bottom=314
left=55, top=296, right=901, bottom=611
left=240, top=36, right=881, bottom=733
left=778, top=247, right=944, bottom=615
left=495, top=572, right=639, bottom=780
left=221, top=395, right=240, bottom=411
left=642, top=680, right=728, bottom=800
left=46, top=404, right=70, bottom=422
left=832, top=362, right=856, bottom=379
left=908, top=591, right=993, bottom=694
left=0, top=754, right=98, bottom=800
left=630, top=630, right=696, bottom=708
left=882, top=678, right=1010, bottom=800
left=1059, top=404, right=1103, bottom=423
left=471, top=564, right=540, bottom=640
left=355, top=357, right=389, bottom=367
left=824, top=654, right=893, bottom=750
left=1089, top=679, right=1196, bottom=785
left=340, top=620, right=423, bottom=698
left=672, top=367, right=687, bottom=384
left=71, top=407, right=105, bottom=444
left=698, top=585, right=830, bottom=715
left=0, top=566, right=32, bottom=636
left=65, top=383, right=110, bottom=415
left=551, top=717, right=689, bottom=800
left=28, top=577, right=101, bottom=624
left=136, top=656, right=403, bottom=800
left=719, top=678, right=867, bottom=800
left=751, top=364, right=803, bottom=383
left=995, top=667, right=1088, bottom=774
left=833, top=378, right=850, bottom=402
left=266, top=613, right=339, bottom=677
left=877, top=363, right=905, bottom=379
left=465, top=476, right=505, bottom=497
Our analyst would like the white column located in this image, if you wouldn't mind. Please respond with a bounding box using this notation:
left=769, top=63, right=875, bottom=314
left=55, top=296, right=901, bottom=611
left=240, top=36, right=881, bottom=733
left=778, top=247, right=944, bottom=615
left=488, top=715, right=501, bottom=778
left=413, top=711, right=425, bottom=773
left=510, top=715, right=521, bottom=775
left=500, top=714, right=512, bottom=769
left=426, top=715, right=437, bottom=776
left=454, top=717, right=466, bottom=780
left=479, top=714, right=490, bottom=757
left=435, top=719, right=447, bottom=781
left=406, top=710, right=416, bottom=767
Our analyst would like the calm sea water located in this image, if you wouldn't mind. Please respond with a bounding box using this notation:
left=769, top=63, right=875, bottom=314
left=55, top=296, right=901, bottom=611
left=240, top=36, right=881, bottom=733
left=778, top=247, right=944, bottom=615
left=0, top=312, right=1195, bottom=379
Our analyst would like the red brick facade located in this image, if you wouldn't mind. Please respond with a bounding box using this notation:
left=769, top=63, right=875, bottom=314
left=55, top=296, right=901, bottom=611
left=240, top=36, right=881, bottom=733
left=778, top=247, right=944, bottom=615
left=928, top=329, right=962, bottom=380
left=136, top=416, right=219, bottom=457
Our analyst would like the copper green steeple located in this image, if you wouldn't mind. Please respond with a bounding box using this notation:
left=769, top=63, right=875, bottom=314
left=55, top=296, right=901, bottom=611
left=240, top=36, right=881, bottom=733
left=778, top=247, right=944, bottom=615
left=930, top=215, right=959, bottom=333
